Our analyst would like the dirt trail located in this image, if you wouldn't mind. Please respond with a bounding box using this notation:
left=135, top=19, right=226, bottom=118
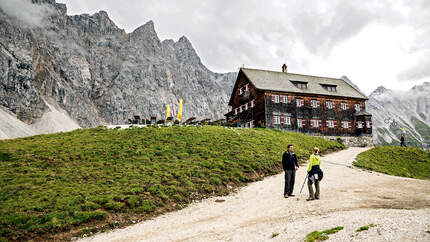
left=81, top=147, right=430, bottom=242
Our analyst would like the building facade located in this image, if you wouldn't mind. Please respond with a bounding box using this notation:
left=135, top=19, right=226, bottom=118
left=225, top=66, right=372, bottom=140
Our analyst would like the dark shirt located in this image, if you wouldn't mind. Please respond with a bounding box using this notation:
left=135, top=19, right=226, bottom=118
left=282, top=151, right=299, bottom=171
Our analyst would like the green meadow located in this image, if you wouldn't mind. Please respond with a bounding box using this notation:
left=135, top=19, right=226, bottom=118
left=0, top=126, right=344, bottom=240
left=354, top=146, right=430, bottom=180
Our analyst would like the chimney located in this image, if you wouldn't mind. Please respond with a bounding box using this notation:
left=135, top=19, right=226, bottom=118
left=282, top=64, right=287, bottom=73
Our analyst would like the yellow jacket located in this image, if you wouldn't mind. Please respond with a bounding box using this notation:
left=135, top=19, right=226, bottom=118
left=308, top=154, right=321, bottom=172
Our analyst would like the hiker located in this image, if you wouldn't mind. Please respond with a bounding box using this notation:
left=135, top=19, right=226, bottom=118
left=282, top=144, right=299, bottom=198
left=400, top=135, right=406, bottom=147
left=307, top=147, right=322, bottom=201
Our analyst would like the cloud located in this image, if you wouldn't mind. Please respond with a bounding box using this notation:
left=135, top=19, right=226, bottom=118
left=0, top=0, right=55, bottom=27
left=397, top=0, right=430, bottom=81
left=399, top=51, right=430, bottom=81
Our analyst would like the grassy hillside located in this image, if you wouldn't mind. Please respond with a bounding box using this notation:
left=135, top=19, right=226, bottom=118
left=0, top=126, right=344, bottom=240
left=353, top=146, right=430, bottom=179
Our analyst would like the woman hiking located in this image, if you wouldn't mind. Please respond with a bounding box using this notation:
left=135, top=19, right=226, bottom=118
left=307, top=147, right=323, bottom=201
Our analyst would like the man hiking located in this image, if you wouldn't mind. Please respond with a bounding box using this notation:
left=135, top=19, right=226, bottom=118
left=282, top=144, right=299, bottom=198
left=307, top=147, right=322, bottom=201
left=400, top=135, right=406, bottom=147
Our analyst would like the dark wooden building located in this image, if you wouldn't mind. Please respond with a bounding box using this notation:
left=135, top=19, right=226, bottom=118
left=225, top=66, right=372, bottom=137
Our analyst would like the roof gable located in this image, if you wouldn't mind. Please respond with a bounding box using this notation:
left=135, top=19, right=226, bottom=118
left=240, top=68, right=367, bottom=99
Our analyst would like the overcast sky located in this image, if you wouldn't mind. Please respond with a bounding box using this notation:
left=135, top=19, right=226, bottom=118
left=57, top=0, right=429, bottom=95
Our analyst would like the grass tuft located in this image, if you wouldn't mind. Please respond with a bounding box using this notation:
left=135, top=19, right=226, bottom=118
left=356, top=223, right=376, bottom=232
left=306, top=226, right=344, bottom=242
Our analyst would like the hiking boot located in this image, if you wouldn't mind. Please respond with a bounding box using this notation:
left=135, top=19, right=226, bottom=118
left=288, top=194, right=295, bottom=197
left=306, top=197, right=314, bottom=201
left=284, top=194, right=289, bottom=198
left=315, top=197, right=320, bottom=200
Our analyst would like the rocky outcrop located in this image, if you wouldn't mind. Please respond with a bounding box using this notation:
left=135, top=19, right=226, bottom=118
left=0, top=0, right=236, bottom=130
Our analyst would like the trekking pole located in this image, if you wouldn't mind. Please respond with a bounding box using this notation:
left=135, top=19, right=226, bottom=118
left=297, top=173, right=308, bottom=201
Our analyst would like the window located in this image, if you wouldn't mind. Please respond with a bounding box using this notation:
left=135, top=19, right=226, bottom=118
left=355, top=103, right=361, bottom=112
left=297, top=119, right=303, bottom=128
left=342, top=121, right=349, bottom=129
left=366, top=121, right=371, bottom=128
left=234, top=108, right=238, bottom=115
left=321, top=84, right=337, bottom=92
left=239, top=87, right=243, bottom=95
left=296, top=99, right=303, bottom=107
left=244, top=103, right=248, bottom=111
left=291, top=81, right=308, bottom=89
left=284, top=116, right=291, bottom=125
left=250, top=100, right=255, bottom=108
left=311, top=100, right=318, bottom=108
left=245, top=83, right=249, bottom=91
left=239, top=106, right=242, bottom=113
left=274, top=95, right=280, bottom=103
left=357, top=121, right=363, bottom=128
left=312, top=119, right=319, bottom=128
left=341, top=103, right=347, bottom=110
left=327, top=101, right=333, bottom=109
left=273, top=116, right=280, bottom=124
left=281, top=95, right=288, bottom=103
left=327, top=120, right=334, bottom=128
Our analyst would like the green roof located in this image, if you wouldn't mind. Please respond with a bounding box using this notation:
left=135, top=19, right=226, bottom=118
left=240, top=68, right=368, bottom=99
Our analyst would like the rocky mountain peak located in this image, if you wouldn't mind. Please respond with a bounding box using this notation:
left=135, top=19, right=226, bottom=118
left=173, top=35, right=202, bottom=65
left=412, top=81, right=430, bottom=92
left=177, top=35, right=192, bottom=46
left=370, top=86, right=389, bottom=96
left=92, top=10, right=110, bottom=21
left=132, top=20, right=157, bottom=37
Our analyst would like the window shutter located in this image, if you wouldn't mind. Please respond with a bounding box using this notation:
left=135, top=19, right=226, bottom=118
left=271, top=95, right=275, bottom=102
left=273, top=116, right=275, bottom=124
left=302, top=120, right=306, bottom=126
left=287, top=96, right=291, bottom=103
left=280, top=95, right=284, bottom=103
left=318, top=120, right=322, bottom=127
left=317, top=101, right=320, bottom=107
left=326, top=121, right=329, bottom=127
left=301, top=99, right=304, bottom=106
left=310, top=120, right=313, bottom=127
left=280, top=116, right=285, bottom=124
left=348, top=121, right=351, bottom=128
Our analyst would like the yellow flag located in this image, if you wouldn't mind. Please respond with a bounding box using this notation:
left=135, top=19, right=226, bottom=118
left=166, top=104, right=170, bottom=120
left=177, top=99, right=183, bottom=121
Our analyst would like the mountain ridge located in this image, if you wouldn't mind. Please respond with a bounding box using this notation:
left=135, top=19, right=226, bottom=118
left=367, top=82, right=430, bottom=146
left=0, top=0, right=236, bottom=138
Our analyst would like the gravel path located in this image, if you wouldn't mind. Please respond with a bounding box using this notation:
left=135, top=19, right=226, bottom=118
left=81, top=147, right=430, bottom=242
